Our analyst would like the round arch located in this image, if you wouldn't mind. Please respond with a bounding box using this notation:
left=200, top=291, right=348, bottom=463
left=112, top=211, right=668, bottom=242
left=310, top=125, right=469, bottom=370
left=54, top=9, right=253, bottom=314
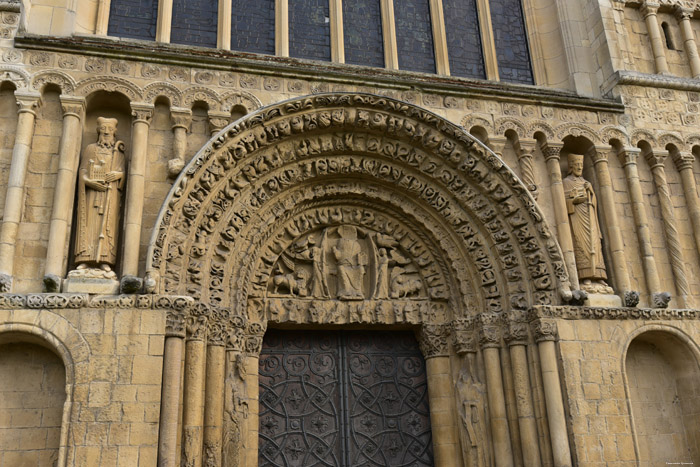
left=147, top=93, right=570, bottom=327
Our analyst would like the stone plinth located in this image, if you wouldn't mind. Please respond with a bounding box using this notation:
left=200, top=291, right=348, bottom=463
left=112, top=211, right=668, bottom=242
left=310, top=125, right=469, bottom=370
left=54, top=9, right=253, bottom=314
left=63, top=268, right=120, bottom=294
left=584, top=293, right=622, bottom=308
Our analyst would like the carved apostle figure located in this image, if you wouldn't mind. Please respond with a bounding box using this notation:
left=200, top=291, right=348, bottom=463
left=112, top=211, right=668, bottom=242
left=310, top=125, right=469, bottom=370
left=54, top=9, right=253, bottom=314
left=332, top=226, right=366, bottom=299
left=456, top=356, right=489, bottom=467
left=74, top=118, right=126, bottom=272
left=563, top=153, right=610, bottom=292
left=373, top=248, right=390, bottom=299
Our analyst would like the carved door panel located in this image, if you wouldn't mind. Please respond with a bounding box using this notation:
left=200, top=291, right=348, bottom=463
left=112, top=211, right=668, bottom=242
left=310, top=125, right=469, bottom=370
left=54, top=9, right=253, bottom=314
left=259, top=330, right=433, bottom=466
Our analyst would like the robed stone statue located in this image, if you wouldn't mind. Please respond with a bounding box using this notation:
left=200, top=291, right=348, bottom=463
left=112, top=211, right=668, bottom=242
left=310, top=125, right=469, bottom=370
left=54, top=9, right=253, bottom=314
left=74, top=117, right=125, bottom=273
left=563, top=153, right=611, bottom=293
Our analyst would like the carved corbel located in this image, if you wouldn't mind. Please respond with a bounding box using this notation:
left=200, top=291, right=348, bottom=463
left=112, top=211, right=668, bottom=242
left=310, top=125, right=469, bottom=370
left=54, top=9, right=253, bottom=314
left=417, top=323, right=450, bottom=359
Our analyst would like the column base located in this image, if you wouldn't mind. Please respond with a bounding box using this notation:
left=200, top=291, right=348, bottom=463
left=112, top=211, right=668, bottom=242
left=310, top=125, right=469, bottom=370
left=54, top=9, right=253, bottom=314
left=64, top=268, right=119, bottom=294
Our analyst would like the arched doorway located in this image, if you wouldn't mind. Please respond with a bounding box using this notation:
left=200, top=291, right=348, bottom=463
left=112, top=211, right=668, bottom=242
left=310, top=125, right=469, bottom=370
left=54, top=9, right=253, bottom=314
left=148, top=93, right=568, bottom=466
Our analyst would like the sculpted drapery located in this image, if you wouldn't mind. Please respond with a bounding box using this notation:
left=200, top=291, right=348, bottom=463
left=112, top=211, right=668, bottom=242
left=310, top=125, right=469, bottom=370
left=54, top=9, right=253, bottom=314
left=563, top=153, right=608, bottom=286
left=74, top=117, right=126, bottom=271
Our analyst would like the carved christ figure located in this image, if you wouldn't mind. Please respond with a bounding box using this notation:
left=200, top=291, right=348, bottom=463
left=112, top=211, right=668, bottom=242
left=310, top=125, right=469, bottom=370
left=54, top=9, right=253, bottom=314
left=563, top=154, right=609, bottom=289
left=332, top=226, right=366, bottom=299
left=74, top=117, right=126, bottom=271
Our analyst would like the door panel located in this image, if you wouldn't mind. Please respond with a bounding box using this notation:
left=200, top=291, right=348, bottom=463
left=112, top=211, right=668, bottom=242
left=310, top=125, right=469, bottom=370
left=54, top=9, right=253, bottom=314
left=259, top=330, right=433, bottom=467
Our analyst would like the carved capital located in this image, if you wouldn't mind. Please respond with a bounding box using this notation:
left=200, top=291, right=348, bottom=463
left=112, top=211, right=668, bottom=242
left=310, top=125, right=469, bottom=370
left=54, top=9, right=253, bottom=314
left=171, top=107, right=192, bottom=131
left=15, top=91, right=41, bottom=115
left=417, top=324, right=450, bottom=359
left=532, top=319, right=558, bottom=343
left=674, top=6, right=693, bottom=22
left=672, top=151, right=694, bottom=171
left=504, top=312, right=529, bottom=346
left=641, top=2, right=659, bottom=18
left=478, top=325, right=501, bottom=349
left=243, top=321, right=267, bottom=356
left=617, top=147, right=641, bottom=167
left=226, top=326, right=245, bottom=351
left=130, top=103, right=154, bottom=125
left=451, top=319, right=477, bottom=355
left=645, top=150, right=667, bottom=170
left=185, top=315, right=208, bottom=341
left=208, top=111, right=230, bottom=134
left=487, top=136, right=508, bottom=158
left=588, top=146, right=610, bottom=166
left=515, top=139, right=537, bottom=160
left=541, top=142, right=563, bottom=163
left=59, top=96, right=86, bottom=120
left=207, top=321, right=227, bottom=346
left=165, top=309, right=186, bottom=338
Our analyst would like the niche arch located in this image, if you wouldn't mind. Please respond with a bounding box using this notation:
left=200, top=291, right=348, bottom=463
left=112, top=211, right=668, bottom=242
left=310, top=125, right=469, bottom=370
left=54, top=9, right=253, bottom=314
left=147, top=93, right=570, bottom=327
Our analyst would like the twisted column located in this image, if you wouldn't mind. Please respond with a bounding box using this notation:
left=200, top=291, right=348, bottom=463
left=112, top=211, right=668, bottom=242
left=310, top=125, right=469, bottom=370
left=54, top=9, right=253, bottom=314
left=641, top=2, right=670, bottom=74
left=515, top=138, right=539, bottom=200
left=122, top=103, right=153, bottom=278
left=542, top=142, right=579, bottom=289
left=618, top=148, right=664, bottom=305
left=158, top=310, right=186, bottom=467
left=533, top=319, right=572, bottom=467
left=672, top=151, right=700, bottom=260
left=44, top=96, right=85, bottom=290
left=479, top=315, right=514, bottom=467
left=505, top=315, right=542, bottom=467
left=167, top=107, right=192, bottom=178
left=0, top=92, right=41, bottom=291
left=645, top=150, right=691, bottom=308
left=418, top=324, right=460, bottom=467
left=203, top=321, right=227, bottom=467
left=675, top=7, right=700, bottom=78
left=589, top=146, right=631, bottom=294
left=181, top=314, right=208, bottom=467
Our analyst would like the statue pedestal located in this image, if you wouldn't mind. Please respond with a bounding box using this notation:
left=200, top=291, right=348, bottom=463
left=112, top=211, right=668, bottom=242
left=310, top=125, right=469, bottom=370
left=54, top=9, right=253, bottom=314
left=63, top=268, right=120, bottom=294
left=584, top=293, right=622, bottom=308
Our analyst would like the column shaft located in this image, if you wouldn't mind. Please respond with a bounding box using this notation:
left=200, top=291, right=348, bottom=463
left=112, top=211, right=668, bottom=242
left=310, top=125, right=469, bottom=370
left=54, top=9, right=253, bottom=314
left=676, top=8, right=700, bottom=78
left=0, top=93, right=40, bottom=290
left=95, top=0, right=112, bottom=35
left=275, top=0, right=289, bottom=56
left=45, top=98, right=85, bottom=282
left=642, top=3, right=670, bottom=74
left=543, top=143, right=579, bottom=289
left=483, top=347, right=514, bottom=467
left=425, top=356, right=460, bottom=467
left=591, top=148, right=631, bottom=292
left=675, top=155, right=700, bottom=260
left=509, top=344, right=542, bottom=466
left=203, top=344, right=226, bottom=466
left=475, top=0, right=499, bottom=80
left=244, top=355, right=259, bottom=467
left=380, top=0, right=399, bottom=69
left=218, top=0, right=232, bottom=50
left=538, top=339, right=572, bottom=467
left=167, top=108, right=191, bottom=178
left=156, top=0, right=173, bottom=42
left=329, top=0, right=344, bottom=63
left=182, top=338, right=206, bottom=467
left=620, top=149, right=662, bottom=299
left=647, top=152, right=691, bottom=308
left=158, top=335, right=184, bottom=467
left=429, top=0, right=450, bottom=75
left=121, top=104, right=153, bottom=277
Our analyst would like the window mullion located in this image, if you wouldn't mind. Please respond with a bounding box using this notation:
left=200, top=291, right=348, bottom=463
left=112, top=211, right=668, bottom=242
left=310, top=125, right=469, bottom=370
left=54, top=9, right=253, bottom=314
left=476, top=0, right=499, bottom=80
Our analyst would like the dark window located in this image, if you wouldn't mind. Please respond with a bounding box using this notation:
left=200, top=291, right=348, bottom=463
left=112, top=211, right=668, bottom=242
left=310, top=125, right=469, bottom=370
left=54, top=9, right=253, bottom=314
left=231, top=0, right=276, bottom=55
left=170, top=0, right=218, bottom=48
left=394, top=0, right=436, bottom=73
left=107, top=0, right=158, bottom=40
left=289, top=0, right=332, bottom=61
left=661, top=22, right=676, bottom=50
left=489, top=0, right=534, bottom=84
left=444, top=0, right=485, bottom=78
left=343, top=0, right=385, bottom=67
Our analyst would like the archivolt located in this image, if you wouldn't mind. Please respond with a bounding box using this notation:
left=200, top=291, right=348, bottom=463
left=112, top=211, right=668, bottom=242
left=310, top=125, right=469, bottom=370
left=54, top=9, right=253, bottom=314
left=148, top=93, right=570, bottom=322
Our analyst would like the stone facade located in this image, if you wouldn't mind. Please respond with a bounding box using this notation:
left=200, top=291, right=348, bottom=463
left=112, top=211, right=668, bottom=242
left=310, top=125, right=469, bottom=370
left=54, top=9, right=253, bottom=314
left=0, top=0, right=700, bottom=465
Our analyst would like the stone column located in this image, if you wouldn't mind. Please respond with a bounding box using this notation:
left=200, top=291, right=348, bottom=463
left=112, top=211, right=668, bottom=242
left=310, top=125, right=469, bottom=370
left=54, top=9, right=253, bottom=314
left=542, top=142, right=579, bottom=289
left=95, top=0, right=112, bottom=35
left=203, top=321, right=227, bottom=467
left=0, top=92, right=41, bottom=292
left=43, top=96, right=85, bottom=291
left=217, top=0, right=232, bottom=50
left=505, top=315, right=542, bottom=467
left=418, top=324, right=460, bottom=467
left=514, top=138, right=539, bottom=200
left=641, top=2, right=670, bottom=75
left=156, top=0, right=173, bottom=42
left=158, top=310, right=186, bottom=467
left=618, top=148, right=664, bottom=305
left=208, top=111, right=230, bottom=136
left=181, top=315, right=208, bottom=467
left=242, top=323, right=266, bottom=467
left=222, top=323, right=246, bottom=467
left=167, top=107, right=192, bottom=178
left=675, top=7, right=700, bottom=78
left=329, top=0, right=344, bottom=63
left=121, top=103, right=153, bottom=280
left=275, top=0, right=289, bottom=56
left=429, top=0, right=450, bottom=75
left=589, top=146, right=631, bottom=295
left=479, top=315, right=514, bottom=467
left=673, top=151, right=700, bottom=260
left=533, top=319, right=572, bottom=467
left=380, top=0, right=399, bottom=69
left=645, top=150, right=692, bottom=308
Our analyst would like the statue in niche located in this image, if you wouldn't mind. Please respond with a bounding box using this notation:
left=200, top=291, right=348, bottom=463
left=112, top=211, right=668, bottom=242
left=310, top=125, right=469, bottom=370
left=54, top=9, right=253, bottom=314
left=563, top=153, right=613, bottom=294
left=456, top=354, right=490, bottom=467
left=266, top=222, right=425, bottom=301
left=332, top=225, right=366, bottom=300
left=73, top=117, right=125, bottom=275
